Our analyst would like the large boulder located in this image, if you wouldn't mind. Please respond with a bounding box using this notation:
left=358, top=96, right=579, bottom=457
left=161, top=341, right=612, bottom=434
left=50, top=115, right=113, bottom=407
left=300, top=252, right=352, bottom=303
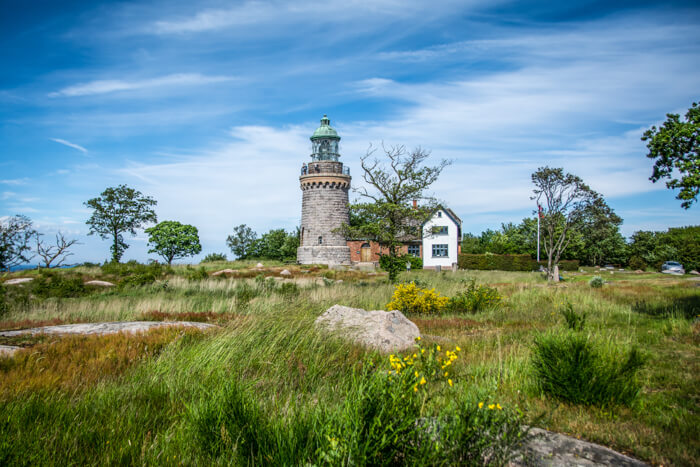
left=315, top=305, right=420, bottom=352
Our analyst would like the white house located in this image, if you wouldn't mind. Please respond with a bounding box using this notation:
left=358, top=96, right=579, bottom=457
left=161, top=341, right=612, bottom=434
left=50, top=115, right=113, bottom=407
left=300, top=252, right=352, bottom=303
left=422, top=207, right=462, bottom=269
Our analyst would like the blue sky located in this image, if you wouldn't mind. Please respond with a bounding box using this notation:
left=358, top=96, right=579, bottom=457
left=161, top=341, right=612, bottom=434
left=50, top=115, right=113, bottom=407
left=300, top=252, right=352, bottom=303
left=1, top=0, right=699, bottom=263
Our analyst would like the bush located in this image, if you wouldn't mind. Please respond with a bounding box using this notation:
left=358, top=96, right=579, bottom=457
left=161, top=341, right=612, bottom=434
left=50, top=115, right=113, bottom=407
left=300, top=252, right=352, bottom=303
left=201, top=253, right=227, bottom=263
left=628, top=256, right=647, bottom=271
left=386, top=282, right=449, bottom=314
left=446, top=279, right=501, bottom=313
left=31, top=270, right=87, bottom=299
left=184, top=265, right=208, bottom=281
left=589, top=276, right=604, bottom=288
left=319, top=342, right=528, bottom=465
left=559, top=302, right=586, bottom=331
left=531, top=332, right=645, bottom=406
left=0, top=284, right=7, bottom=318
left=457, top=254, right=579, bottom=272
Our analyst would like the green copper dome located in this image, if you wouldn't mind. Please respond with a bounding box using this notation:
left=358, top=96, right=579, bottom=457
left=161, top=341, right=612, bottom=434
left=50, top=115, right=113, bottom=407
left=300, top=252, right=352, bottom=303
left=311, top=114, right=340, bottom=140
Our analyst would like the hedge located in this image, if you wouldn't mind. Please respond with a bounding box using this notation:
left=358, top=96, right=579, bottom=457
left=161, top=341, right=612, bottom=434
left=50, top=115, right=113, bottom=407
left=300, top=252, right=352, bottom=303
left=457, top=254, right=579, bottom=272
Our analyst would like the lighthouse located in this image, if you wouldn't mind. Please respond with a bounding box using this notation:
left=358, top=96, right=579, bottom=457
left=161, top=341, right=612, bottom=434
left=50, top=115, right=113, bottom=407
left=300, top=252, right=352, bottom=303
left=297, top=115, right=352, bottom=265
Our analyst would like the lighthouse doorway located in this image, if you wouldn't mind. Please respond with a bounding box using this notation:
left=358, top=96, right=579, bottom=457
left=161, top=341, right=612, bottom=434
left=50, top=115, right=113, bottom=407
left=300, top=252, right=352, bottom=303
left=360, top=243, right=372, bottom=262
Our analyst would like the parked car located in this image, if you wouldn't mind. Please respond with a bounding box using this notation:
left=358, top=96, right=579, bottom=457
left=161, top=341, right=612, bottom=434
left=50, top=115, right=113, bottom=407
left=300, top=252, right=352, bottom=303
left=661, top=261, right=685, bottom=275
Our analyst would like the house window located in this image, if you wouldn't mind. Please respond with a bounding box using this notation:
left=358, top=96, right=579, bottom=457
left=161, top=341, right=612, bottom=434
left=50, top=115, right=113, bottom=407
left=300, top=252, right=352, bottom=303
left=318, top=236, right=323, bottom=245
left=434, top=226, right=448, bottom=235
left=407, top=245, right=420, bottom=257
left=437, top=211, right=442, bottom=217
left=432, top=244, right=448, bottom=257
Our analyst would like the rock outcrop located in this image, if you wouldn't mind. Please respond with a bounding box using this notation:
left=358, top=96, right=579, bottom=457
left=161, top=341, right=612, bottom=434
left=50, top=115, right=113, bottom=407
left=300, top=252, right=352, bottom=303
left=315, top=305, right=420, bottom=352
left=3, top=278, right=34, bottom=285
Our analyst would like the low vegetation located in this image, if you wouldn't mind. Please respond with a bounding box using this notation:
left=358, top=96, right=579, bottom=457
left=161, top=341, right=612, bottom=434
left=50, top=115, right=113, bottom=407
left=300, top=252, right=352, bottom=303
left=0, top=263, right=698, bottom=465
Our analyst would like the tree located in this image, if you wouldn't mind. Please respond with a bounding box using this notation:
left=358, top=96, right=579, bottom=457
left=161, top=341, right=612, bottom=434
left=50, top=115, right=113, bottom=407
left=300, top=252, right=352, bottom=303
left=35, top=232, right=80, bottom=268
left=575, top=197, right=628, bottom=266
left=226, top=224, right=259, bottom=259
left=345, top=145, right=450, bottom=282
left=145, top=221, right=202, bottom=265
left=531, top=167, right=598, bottom=281
left=84, top=185, right=157, bottom=262
left=642, top=102, right=699, bottom=209
left=0, top=215, right=36, bottom=271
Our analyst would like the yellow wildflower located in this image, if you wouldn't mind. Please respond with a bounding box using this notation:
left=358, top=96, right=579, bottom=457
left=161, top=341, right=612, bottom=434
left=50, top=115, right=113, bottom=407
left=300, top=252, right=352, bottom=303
left=478, top=402, right=484, bottom=409
left=456, top=346, right=461, bottom=352
left=496, top=404, right=502, bottom=410
left=420, top=377, right=427, bottom=385
left=437, top=345, right=441, bottom=351
left=448, top=379, right=453, bottom=387
left=415, top=371, right=419, bottom=378
left=414, top=385, right=418, bottom=392
left=488, top=404, right=495, bottom=410
left=444, top=371, right=448, bottom=377
left=415, top=336, right=421, bottom=341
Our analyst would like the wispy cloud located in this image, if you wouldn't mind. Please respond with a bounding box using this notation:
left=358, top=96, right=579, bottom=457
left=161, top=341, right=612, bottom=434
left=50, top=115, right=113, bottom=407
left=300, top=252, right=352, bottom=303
left=50, top=138, right=88, bottom=154
left=149, top=0, right=470, bottom=34
left=0, top=178, right=29, bottom=186
left=48, top=73, right=235, bottom=97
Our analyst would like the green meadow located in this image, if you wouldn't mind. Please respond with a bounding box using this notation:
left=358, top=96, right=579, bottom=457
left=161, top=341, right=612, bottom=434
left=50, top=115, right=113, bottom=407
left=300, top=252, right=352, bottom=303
left=0, top=263, right=698, bottom=466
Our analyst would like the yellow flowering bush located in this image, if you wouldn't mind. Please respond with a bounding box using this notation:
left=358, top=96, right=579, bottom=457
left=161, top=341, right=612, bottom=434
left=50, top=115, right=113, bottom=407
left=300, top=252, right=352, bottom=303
left=386, top=281, right=449, bottom=314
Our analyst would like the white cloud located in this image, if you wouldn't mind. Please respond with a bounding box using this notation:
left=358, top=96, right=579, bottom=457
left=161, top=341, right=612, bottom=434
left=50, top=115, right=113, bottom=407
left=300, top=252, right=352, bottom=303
left=0, top=178, right=29, bottom=186
left=48, top=73, right=235, bottom=97
left=50, top=138, right=88, bottom=154
left=150, top=0, right=475, bottom=34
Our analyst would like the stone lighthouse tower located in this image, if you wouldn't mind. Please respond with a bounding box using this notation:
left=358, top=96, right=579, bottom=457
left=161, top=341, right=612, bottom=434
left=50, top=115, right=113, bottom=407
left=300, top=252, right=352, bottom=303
left=297, top=115, right=352, bottom=265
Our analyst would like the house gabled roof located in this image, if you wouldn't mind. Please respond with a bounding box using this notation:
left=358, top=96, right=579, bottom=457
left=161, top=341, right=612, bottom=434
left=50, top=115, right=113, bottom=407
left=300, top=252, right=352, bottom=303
left=421, top=205, right=462, bottom=240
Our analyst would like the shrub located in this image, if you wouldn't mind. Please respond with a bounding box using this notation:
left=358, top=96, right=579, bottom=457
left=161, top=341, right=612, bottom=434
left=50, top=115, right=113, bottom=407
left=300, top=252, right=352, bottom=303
left=628, top=256, right=646, bottom=270
left=276, top=282, right=299, bottom=298
left=31, top=270, right=87, bottom=299
left=589, top=276, right=604, bottom=288
left=531, top=332, right=645, bottom=406
left=446, top=279, right=501, bottom=313
left=559, top=302, right=586, bottom=331
left=458, top=254, right=579, bottom=272
left=184, top=265, right=208, bottom=281
left=319, top=341, right=528, bottom=465
left=379, top=254, right=423, bottom=282
left=386, top=282, right=449, bottom=314
left=0, top=284, right=7, bottom=318
left=201, top=253, right=227, bottom=263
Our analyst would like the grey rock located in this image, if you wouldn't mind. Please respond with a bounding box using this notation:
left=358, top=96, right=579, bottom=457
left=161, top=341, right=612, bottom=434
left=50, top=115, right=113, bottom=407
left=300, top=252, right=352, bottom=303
left=3, top=277, right=34, bottom=285
left=512, top=427, right=648, bottom=466
left=690, top=270, right=699, bottom=275
left=84, top=280, right=115, bottom=286
left=212, top=269, right=235, bottom=276
left=280, top=269, right=292, bottom=276
left=256, top=262, right=264, bottom=268
left=0, top=345, right=21, bottom=357
left=315, top=304, right=420, bottom=352
left=0, top=321, right=217, bottom=338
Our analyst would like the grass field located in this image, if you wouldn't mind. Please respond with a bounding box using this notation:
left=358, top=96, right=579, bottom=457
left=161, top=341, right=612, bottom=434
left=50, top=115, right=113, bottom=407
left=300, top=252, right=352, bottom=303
left=0, top=264, right=698, bottom=465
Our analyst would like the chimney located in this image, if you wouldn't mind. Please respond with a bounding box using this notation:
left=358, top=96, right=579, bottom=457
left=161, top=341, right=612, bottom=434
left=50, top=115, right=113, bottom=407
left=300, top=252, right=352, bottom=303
left=412, top=199, right=417, bottom=209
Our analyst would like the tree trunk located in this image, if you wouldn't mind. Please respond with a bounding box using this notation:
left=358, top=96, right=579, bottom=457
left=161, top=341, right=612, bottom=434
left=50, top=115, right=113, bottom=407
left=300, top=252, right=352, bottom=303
left=552, top=264, right=560, bottom=282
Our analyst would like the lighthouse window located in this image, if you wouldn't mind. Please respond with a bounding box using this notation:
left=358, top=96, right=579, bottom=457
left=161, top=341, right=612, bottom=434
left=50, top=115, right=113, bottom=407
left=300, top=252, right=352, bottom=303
left=318, top=236, right=323, bottom=245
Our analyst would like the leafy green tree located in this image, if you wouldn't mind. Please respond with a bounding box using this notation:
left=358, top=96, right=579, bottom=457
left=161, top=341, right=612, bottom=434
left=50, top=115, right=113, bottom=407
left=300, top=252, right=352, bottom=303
left=642, top=102, right=699, bottom=209
left=344, top=145, right=450, bottom=282
left=226, top=224, right=259, bottom=259
left=531, top=167, right=598, bottom=281
left=665, top=226, right=700, bottom=271
left=0, top=214, right=36, bottom=271
left=145, top=221, right=202, bottom=265
left=575, top=197, right=628, bottom=266
left=84, top=185, right=157, bottom=262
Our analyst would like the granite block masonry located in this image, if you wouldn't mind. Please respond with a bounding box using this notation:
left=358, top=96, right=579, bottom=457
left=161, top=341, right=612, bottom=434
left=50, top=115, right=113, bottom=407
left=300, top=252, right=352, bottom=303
left=297, top=115, right=352, bottom=265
